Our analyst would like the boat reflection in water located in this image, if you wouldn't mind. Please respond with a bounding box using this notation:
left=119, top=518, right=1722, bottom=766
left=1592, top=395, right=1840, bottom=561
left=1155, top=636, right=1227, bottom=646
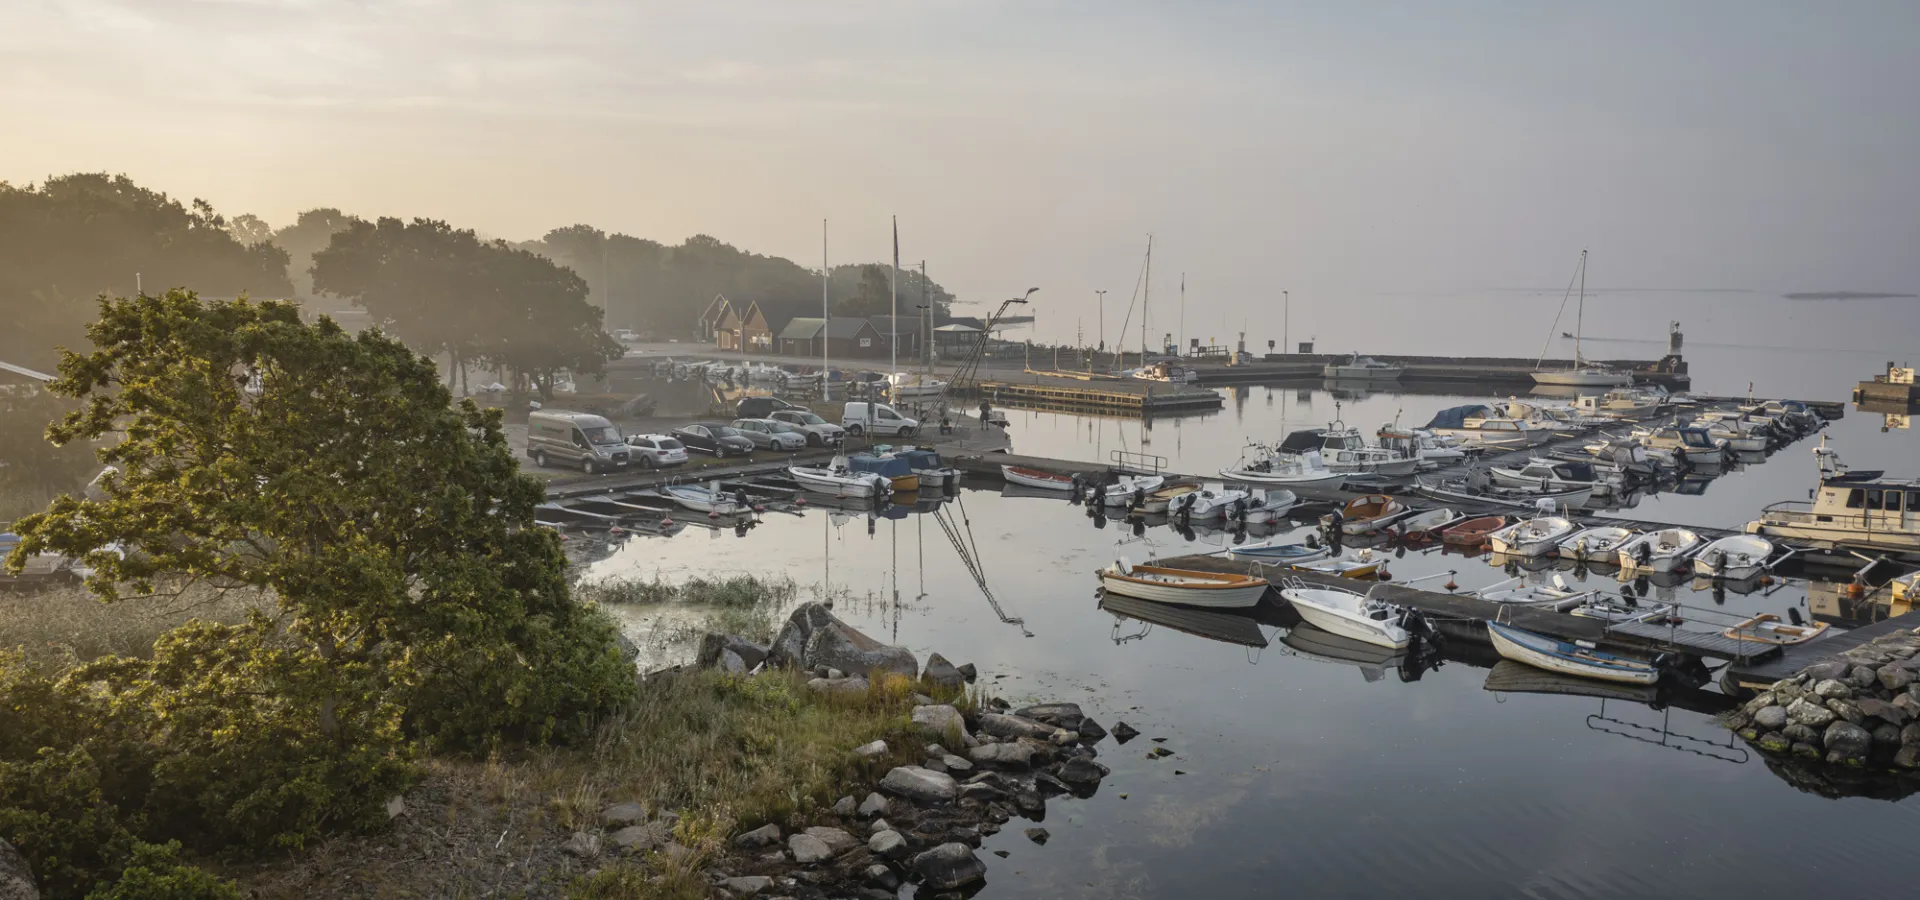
left=1280, top=622, right=1417, bottom=683
left=1098, top=592, right=1443, bottom=681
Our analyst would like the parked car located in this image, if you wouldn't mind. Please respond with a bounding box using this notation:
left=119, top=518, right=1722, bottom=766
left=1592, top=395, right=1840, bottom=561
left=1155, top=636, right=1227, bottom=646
left=841, top=402, right=919, bottom=437
left=768, top=409, right=847, bottom=447
left=671, top=422, right=756, bottom=458
left=736, top=396, right=804, bottom=419
left=731, top=418, right=808, bottom=451
left=625, top=434, right=689, bottom=468
left=526, top=410, right=632, bottom=474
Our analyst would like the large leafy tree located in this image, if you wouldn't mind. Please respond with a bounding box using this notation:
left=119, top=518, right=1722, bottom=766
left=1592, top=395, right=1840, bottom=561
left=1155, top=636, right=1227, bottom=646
left=270, top=207, right=361, bottom=301
left=0, top=174, right=292, bottom=370
left=472, top=243, right=624, bottom=399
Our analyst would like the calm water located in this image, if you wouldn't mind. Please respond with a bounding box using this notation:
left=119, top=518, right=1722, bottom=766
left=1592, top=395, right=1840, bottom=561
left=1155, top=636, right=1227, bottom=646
left=584, top=293, right=1920, bottom=899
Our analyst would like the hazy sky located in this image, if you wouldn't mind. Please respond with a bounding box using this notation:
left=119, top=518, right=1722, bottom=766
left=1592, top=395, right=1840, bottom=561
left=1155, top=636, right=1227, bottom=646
left=4, top=0, right=1917, bottom=343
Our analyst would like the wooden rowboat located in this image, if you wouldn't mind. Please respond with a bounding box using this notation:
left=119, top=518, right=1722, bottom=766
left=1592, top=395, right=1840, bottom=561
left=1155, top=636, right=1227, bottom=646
left=1001, top=465, right=1075, bottom=491
left=1722, top=613, right=1829, bottom=646
left=1098, top=558, right=1270, bottom=609
left=1440, top=515, right=1506, bottom=547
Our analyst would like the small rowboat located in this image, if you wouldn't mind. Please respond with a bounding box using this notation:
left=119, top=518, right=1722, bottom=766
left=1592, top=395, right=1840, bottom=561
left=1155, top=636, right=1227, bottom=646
left=1474, top=575, right=1596, bottom=607
left=1001, top=464, right=1075, bottom=491
left=1558, top=526, right=1636, bottom=562
left=1289, top=549, right=1390, bottom=579
left=1567, top=597, right=1677, bottom=625
left=1488, top=622, right=1661, bottom=686
left=1226, top=539, right=1331, bottom=564
left=1098, top=557, right=1270, bottom=609
left=1098, top=474, right=1167, bottom=506
left=1723, top=613, right=1829, bottom=645
left=1335, top=494, right=1411, bottom=536
left=1486, top=516, right=1578, bottom=557
left=1440, top=515, right=1506, bottom=547
left=1236, top=489, right=1299, bottom=524
left=1616, top=528, right=1704, bottom=572
left=1393, top=507, right=1460, bottom=541
left=1135, top=482, right=1201, bottom=514
left=1692, top=534, right=1774, bottom=580
left=658, top=484, right=756, bottom=517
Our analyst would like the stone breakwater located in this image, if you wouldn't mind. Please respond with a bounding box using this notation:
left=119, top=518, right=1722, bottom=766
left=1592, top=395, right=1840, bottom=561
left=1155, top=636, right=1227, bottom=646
left=1728, top=625, right=1920, bottom=768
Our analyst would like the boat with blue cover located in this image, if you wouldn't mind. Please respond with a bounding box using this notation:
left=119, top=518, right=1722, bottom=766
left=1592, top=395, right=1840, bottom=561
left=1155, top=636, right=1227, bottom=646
left=1487, top=621, right=1661, bottom=685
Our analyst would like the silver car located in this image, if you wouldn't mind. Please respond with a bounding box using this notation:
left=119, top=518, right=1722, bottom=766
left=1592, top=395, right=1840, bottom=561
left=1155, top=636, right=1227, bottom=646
left=731, top=418, right=807, bottom=451
left=768, top=409, right=846, bottom=447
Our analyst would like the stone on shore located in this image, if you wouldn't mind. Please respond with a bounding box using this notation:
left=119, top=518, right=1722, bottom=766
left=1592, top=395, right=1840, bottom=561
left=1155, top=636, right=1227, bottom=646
left=1786, top=697, right=1836, bottom=729
left=0, top=838, right=36, bottom=900
left=957, top=662, right=978, bottom=681
left=912, top=705, right=968, bottom=741
left=1111, top=721, right=1142, bottom=743
left=1882, top=666, right=1916, bottom=691
left=1078, top=718, right=1109, bottom=743
left=562, top=831, right=601, bottom=859
left=880, top=765, right=958, bottom=803
left=869, top=829, right=908, bottom=859
left=979, top=713, right=1062, bottom=741
left=968, top=742, right=1036, bottom=769
left=1752, top=705, right=1788, bottom=731
left=724, top=875, right=773, bottom=896
left=1812, top=678, right=1851, bottom=700
left=733, top=823, right=783, bottom=849
left=922, top=653, right=965, bottom=690
left=805, top=617, right=918, bottom=680
left=854, top=739, right=889, bottom=758
left=1025, top=827, right=1050, bottom=845
left=913, top=843, right=988, bottom=890
left=1824, top=720, right=1872, bottom=764
left=1058, top=756, right=1108, bottom=786
left=789, top=832, right=834, bottom=864
left=804, top=826, right=860, bottom=856
left=858, top=792, right=890, bottom=817
left=1016, top=703, right=1086, bottom=730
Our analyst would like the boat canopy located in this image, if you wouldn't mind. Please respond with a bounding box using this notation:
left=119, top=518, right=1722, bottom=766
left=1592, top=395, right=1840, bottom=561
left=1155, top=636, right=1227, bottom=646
left=1278, top=430, right=1326, bottom=454
left=1424, top=405, right=1493, bottom=430
left=898, top=448, right=944, bottom=470
left=1553, top=461, right=1599, bottom=482
left=847, top=454, right=912, bottom=478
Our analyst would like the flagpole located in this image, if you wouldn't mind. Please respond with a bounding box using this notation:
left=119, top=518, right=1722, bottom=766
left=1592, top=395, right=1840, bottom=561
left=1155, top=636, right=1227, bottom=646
left=890, top=216, right=900, bottom=389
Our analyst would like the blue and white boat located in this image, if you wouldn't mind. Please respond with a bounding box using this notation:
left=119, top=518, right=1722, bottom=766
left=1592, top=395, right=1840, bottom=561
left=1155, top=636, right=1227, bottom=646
left=1225, top=538, right=1331, bottom=564
left=1487, top=622, right=1660, bottom=685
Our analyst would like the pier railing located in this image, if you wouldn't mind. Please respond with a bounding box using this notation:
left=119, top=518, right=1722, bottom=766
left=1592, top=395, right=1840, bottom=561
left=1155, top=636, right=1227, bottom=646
left=1110, top=450, right=1167, bottom=475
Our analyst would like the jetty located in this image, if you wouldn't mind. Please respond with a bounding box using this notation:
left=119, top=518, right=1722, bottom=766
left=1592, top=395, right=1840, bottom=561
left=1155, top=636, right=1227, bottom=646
left=1854, top=362, right=1917, bottom=406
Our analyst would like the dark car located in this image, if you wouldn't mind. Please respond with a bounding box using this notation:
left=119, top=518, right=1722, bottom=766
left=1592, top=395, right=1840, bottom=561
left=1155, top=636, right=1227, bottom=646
left=671, top=422, right=756, bottom=458
left=736, top=396, right=803, bottom=420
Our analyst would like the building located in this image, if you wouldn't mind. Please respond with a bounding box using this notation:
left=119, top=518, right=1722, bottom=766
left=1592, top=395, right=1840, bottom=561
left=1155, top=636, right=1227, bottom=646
left=777, top=318, right=825, bottom=357
left=774, top=317, right=886, bottom=359
left=867, top=315, right=926, bottom=358
left=698, top=294, right=732, bottom=343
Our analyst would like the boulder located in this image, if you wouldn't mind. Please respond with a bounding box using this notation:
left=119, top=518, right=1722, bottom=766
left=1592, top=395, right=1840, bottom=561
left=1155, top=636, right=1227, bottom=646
left=0, top=838, right=35, bottom=900
left=610, top=824, right=668, bottom=854
left=805, top=826, right=861, bottom=857
left=1882, top=666, right=1916, bottom=692
left=601, top=801, right=649, bottom=826
left=1904, top=722, right=1920, bottom=746
left=870, top=817, right=892, bottom=835
left=805, top=619, right=918, bottom=680
left=1791, top=741, right=1820, bottom=759
left=959, top=782, right=1007, bottom=803
left=922, top=653, right=966, bottom=691
left=1896, top=693, right=1920, bottom=718
left=854, top=739, right=889, bottom=758
left=1826, top=698, right=1866, bottom=725
left=1824, top=720, right=1873, bottom=764
left=833, top=796, right=858, bottom=816
left=859, top=792, right=890, bottom=817
left=924, top=757, right=948, bottom=774
left=1872, top=723, right=1903, bottom=747
left=1782, top=722, right=1820, bottom=745
left=880, top=765, right=958, bottom=803
left=562, top=831, right=601, bottom=859
left=1803, top=660, right=1851, bottom=682
left=719, top=650, right=748, bottom=674
left=789, top=833, right=834, bottom=864
left=724, top=875, right=773, bottom=897
left=1897, top=745, right=1920, bottom=768
left=1854, top=697, right=1901, bottom=724
left=1025, top=827, right=1050, bottom=845
left=1111, top=721, right=1142, bottom=744
left=957, top=662, right=978, bottom=681
left=1012, top=789, right=1045, bottom=816
left=1812, top=678, right=1851, bottom=700
left=1756, top=732, right=1790, bottom=753
left=942, top=754, right=974, bottom=773
left=1057, top=756, right=1108, bottom=786
left=913, top=843, right=988, bottom=891
left=1078, top=718, right=1109, bottom=744
left=979, top=713, right=1060, bottom=741
left=912, top=705, right=968, bottom=741
left=1786, top=698, right=1836, bottom=729
left=868, top=830, right=908, bottom=860
left=733, top=823, right=783, bottom=850
left=1016, top=703, right=1086, bottom=730
left=1848, top=665, right=1878, bottom=689
left=768, top=602, right=839, bottom=669
left=968, top=742, right=1036, bottom=769
left=1752, top=705, right=1788, bottom=731
left=864, top=863, right=902, bottom=890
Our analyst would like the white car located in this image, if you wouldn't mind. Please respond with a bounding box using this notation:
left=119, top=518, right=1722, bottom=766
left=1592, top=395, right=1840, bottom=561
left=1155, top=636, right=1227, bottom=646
left=841, top=401, right=919, bottom=437
left=730, top=418, right=807, bottom=451
left=625, top=434, right=689, bottom=469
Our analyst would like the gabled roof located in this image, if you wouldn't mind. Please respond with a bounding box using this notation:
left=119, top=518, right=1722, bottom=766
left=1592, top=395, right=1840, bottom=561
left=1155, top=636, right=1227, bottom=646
left=699, top=294, right=733, bottom=326
left=823, top=317, right=877, bottom=339
left=867, top=316, right=924, bottom=338
left=778, top=318, right=825, bottom=341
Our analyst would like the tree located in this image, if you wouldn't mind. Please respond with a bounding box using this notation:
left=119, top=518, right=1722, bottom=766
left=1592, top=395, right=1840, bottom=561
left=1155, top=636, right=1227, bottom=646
left=270, top=208, right=360, bottom=300
left=310, top=217, right=488, bottom=386
left=835, top=264, right=894, bottom=317
left=472, top=244, right=624, bottom=400
left=226, top=213, right=274, bottom=248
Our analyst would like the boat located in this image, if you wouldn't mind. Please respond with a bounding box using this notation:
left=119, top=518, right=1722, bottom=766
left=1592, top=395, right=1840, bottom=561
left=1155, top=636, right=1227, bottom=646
left=788, top=462, right=890, bottom=498
left=1692, top=534, right=1774, bottom=579
left=1490, top=458, right=1612, bottom=498
left=1280, top=622, right=1408, bottom=682
left=1127, top=360, right=1198, bottom=383
left=1440, top=515, right=1507, bottom=547
left=1171, top=485, right=1254, bottom=521
left=1098, top=557, right=1270, bottom=608
left=1377, top=424, right=1472, bottom=464
left=1290, top=549, right=1391, bottom=579
left=1333, top=494, right=1412, bottom=535
left=1531, top=250, right=1633, bottom=389
left=1486, top=516, right=1578, bottom=557
left=658, top=483, right=756, bottom=516
left=1281, top=582, right=1416, bottom=650
left=1637, top=425, right=1727, bottom=455
left=1423, top=404, right=1552, bottom=448
left=1393, top=507, right=1461, bottom=540
left=1280, top=423, right=1422, bottom=476
left=1099, top=592, right=1269, bottom=648
left=1487, top=622, right=1661, bottom=685
left=1321, top=354, right=1403, bottom=381
left=1723, top=613, right=1830, bottom=645
left=1135, top=481, right=1202, bottom=513
left=887, top=372, right=948, bottom=400
left=1615, top=527, right=1704, bottom=572
left=1558, top=526, right=1636, bottom=563
left=1573, top=390, right=1661, bottom=420
left=849, top=453, right=919, bottom=492
left=1474, top=574, right=1597, bottom=607
left=1567, top=597, right=1677, bottom=624
left=1236, top=489, right=1299, bottom=524
left=1000, top=464, right=1076, bottom=491
left=895, top=448, right=960, bottom=491
left=1414, top=472, right=1593, bottom=511
left=1220, top=449, right=1346, bottom=486
left=1693, top=417, right=1769, bottom=453
left=1226, top=538, right=1331, bottom=564
left=1097, top=474, right=1168, bottom=506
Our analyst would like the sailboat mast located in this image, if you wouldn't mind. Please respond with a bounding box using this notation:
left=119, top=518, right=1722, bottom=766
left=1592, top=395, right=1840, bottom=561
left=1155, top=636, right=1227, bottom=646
left=890, top=216, right=899, bottom=385
left=1575, top=249, right=1586, bottom=366
left=1141, top=234, right=1153, bottom=363
left=822, top=220, right=829, bottom=396
left=1179, top=273, right=1186, bottom=357
left=921, top=260, right=931, bottom=379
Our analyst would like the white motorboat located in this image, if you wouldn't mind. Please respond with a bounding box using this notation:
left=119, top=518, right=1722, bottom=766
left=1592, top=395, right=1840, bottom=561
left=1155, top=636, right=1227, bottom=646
left=1226, top=538, right=1331, bottom=564
left=788, top=463, right=890, bottom=498
left=1557, top=526, right=1636, bottom=563
left=887, top=372, right=948, bottom=400
left=1098, top=557, right=1270, bottom=608
left=1692, top=534, right=1773, bottom=579
left=1236, top=489, right=1299, bottom=524
left=1321, top=354, right=1404, bottom=381
left=1334, top=494, right=1412, bottom=535
left=1475, top=574, right=1598, bottom=607
left=1424, top=405, right=1552, bottom=448
left=1636, top=425, right=1727, bottom=455
left=895, top=448, right=960, bottom=490
left=658, top=484, right=755, bottom=516
left=1001, top=464, right=1077, bottom=491
left=1745, top=438, right=1919, bottom=554
left=1127, top=360, right=1198, bottom=383
left=1220, top=449, right=1346, bottom=486
left=1487, top=516, right=1579, bottom=557
left=1567, top=597, right=1677, bottom=625
left=1693, top=418, right=1768, bottom=453
left=1616, top=527, right=1704, bottom=572
left=1134, top=482, right=1201, bottom=514
left=1282, top=582, right=1415, bottom=650
left=1172, top=485, right=1253, bottom=520
left=1377, top=425, right=1471, bottom=464
left=1488, top=622, right=1660, bottom=685
left=1273, top=426, right=1420, bottom=476
left=1490, top=458, right=1612, bottom=497
left=1098, top=474, right=1168, bottom=506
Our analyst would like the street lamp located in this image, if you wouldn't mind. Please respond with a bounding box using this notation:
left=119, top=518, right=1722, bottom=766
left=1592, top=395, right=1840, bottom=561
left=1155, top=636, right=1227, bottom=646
left=1095, top=289, right=1107, bottom=354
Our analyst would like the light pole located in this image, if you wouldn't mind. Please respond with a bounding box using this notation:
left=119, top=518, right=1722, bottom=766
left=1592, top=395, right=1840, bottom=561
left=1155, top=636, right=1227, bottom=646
left=1095, top=289, right=1107, bottom=358
left=1283, top=290, right=1290, bottom=355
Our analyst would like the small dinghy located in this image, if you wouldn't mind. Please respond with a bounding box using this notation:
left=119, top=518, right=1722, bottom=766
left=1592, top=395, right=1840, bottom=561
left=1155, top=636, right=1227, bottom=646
left=789, top=463, right=890, bottom=498
left=1282, top=582, right=1417, bottom=650
left=1488, top=622, right=1661, bottom=685
left=1558, top=526, right=1636, bottom=563
left=1172, top=485, right=1253, bottom=521
left=897, top=448, right=961, bottom=491
left=1486, top=516, right=1578, bottom=557
left=1723, top=613, right=1829, bottom=645
left=1001, top=464, right=1076, bottom=491
left=1692, top=534, right=1773, bottom=580
left=1393, top=507, right=1460, bottom=541
left=1135, top=482, right=1201, bottom=514
left=1474, top=574, right=1597, bottom=607
left=1334, top=494, right=1412, bottom=535
left=659, top=484, right=758, bottom=517
left=1290, top=549, right=1390, bottom=579
left=1226, top=538, right=1331, bottom=564
left=1235, top=489, right=1299, bottom=524
left=1098, top=557, right=1270, bottom=609
left=1568, top=597, right=1677, bottom=625
left=1616, top=528, right=1704, bottom=572
left=1098, top=474, right=1167, bottom=506
left=1440, top=515, right=1507, bottom=547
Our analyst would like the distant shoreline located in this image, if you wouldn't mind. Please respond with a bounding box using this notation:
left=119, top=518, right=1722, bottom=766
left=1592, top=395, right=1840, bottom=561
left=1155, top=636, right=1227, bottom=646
left=1782, top=291, right=1917, bottom=301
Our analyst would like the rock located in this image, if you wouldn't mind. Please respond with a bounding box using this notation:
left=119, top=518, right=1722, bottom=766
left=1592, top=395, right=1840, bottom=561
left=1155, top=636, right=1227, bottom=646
left=0, top=838, right=35, bottom=900
left=1882, top=666, right=1917, bottom=691
left=868, top=830, right=908, bottom=860
left=1057, top=756, right=1108, bottom=786
left=724, top=875, right=773, bottom=896
left=834, top=796, right=858, bottom=816
left=804, top=826, right=860, bottom=856
left=1803, top=660, right=1851, bottom=682
left=912, top=843, right=987, bottom=891
left=870, top=817, right=892, bottom=834
left=912, top=705, right=968, bottom=742
left=922, top=653, right=965, bottom=690
left=1896, top=693, right=1920, bottom=718
left=1017, top=703, right=1086, bottom=730
left=1078, top=718, right=1109, bottom=744
left=1111, top=721, right=1142, bottom=744
left=1848, top=665, right=1878, bottom=689
left=924, top=757, right=948, bottom=774
left=859, top=792, right=890, bottom=817
left=968, top=742, right=1036, bottom=769
left=880, top=765, right=959, bottom=803
left=1873, top=723, right=1903, bottom=747
left=562, top=831, right=602, bottom=859
left=959, top=782, right=1007, bottom=803
left=979, top=713, right=1060, bottom=741
left=957, top=662, right=978, bottom=681
left=863, top=863, right=901, bottom=890
left=733, top=823, right=783, bottom=849
left=1782, top=722, right=1820, bottom=745
left=1033, top=772, right=1072, bottom=795
left=826, top=668, right=845, bottom=680
left=1025, top=827, right=1050, bottom=845
left=809, top=676, right=871, bottom=694
left=385, top=794, right=408, bottom=819
left=804, top=617, right=918, bottom=680
left=941, top=754, right=974, bottom=773
left=601, top=801, right=649, bottom=827
left=789, top=833, right=834, bottom=864
left=719, top=649, right=748, bottom=674
left=854, top=739, right=889, bottom=758
left=1824, top=720, right=1872, bottom=763
left=1854, top=697, right=1900, bottom=724
left=609, top=824, right=665, bottom=854
left=768, top=602, right=839, bottom=669
left=1786, top=697, right=1836, bottom=729
left=1013, top=789, right=1045, bottom=816
left=1904, top=723, right=1920, bottom=746
left=1752, top=705, right=1788, bottom=731
left=1826, top=698, right=1866, bottom=725
left=1756, top=732, right=1790, bottom=753
left=1812, top=678, right=1851, bottom=700
left=1791, top=741, right=1821, bottom=759
left=1897, top=745, right=1920, bottom=768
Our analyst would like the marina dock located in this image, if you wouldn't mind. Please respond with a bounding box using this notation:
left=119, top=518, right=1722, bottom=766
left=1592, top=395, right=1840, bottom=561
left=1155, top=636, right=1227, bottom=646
left=1186, top=352, right=1691, bottom=390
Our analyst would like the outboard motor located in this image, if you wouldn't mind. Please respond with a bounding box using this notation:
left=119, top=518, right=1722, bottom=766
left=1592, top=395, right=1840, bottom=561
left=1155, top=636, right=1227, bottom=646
left=1673, top=446, right=1690, bottom=471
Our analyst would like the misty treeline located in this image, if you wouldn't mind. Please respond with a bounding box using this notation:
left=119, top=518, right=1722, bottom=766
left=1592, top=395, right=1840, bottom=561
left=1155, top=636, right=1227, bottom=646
left=1, top=173, right=956, bottom=388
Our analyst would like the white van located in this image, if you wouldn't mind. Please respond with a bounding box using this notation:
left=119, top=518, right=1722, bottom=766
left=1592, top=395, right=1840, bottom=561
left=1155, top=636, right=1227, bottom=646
left=841, top=401, right=919, bottom=437
left=527, top=410, right=632, bottom=474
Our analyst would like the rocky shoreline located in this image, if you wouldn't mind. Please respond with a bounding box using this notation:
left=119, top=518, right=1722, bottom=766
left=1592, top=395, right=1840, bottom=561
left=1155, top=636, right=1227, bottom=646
left=1728, top=624, right=1920, bottom=768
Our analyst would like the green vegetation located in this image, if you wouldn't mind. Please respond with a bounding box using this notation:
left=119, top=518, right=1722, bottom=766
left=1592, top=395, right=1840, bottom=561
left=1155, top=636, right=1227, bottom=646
left=579, top=574, right=798, bottom=645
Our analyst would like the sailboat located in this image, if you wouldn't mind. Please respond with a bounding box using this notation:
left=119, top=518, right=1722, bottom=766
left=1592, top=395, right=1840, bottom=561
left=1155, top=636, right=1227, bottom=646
left=1532, top=250, right=1631, bottom=388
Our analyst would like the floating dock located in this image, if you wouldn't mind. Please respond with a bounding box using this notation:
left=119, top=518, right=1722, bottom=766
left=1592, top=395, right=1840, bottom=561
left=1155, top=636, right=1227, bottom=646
left=962, top=371, right=1223, bottom=416
left=1187, top=352, right=1691, bottom=390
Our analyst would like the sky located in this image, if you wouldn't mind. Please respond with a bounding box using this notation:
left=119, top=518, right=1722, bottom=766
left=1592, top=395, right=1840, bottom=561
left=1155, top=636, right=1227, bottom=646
left=3, top=0, right=1917, bottom=345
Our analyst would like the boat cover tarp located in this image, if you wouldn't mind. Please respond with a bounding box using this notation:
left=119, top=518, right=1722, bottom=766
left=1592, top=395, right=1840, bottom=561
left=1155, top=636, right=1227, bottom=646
left=1278, top=430, right=1325, bottom=454
left=847, top=454, right=912, bottom=478
left=898, top=449, right=943, bottom=470
left=1424, top=405, right=1493, bottom=430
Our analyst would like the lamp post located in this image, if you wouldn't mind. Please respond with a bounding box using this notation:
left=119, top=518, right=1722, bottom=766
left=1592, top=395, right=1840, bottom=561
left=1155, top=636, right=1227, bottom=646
left=1095, top=289, right=1107, bottom=358
left=1283, top=290, right=1290, bottom=355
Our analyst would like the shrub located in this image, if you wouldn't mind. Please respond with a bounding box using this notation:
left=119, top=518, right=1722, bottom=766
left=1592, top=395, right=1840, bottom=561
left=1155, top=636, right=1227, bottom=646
left=83, top=841, right=240, bottom=900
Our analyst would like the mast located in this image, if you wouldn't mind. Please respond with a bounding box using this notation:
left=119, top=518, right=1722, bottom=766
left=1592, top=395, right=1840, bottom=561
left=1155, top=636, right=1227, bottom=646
left=1141, top=234, right=1153, bottom=364
left=1575, top=249, right=1587, bottom=367
left=921, top=260, right=931, bottom=379
left=890, top=216, right=900, bottom=384
left=822, top=219, right=829, bottom=398
left=1178, top=272, right=1186, bottom=357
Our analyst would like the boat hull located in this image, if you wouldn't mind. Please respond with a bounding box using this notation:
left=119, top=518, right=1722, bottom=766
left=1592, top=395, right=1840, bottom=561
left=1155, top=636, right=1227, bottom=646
left=1100, top=573, right=1268, bottom=609
left=1488, top=623, right=1659, bottom=685
left=1531, top=370, right=1631, bottom=388
left=1220, top=467, right=1347, bottom=486
left=1001, top=465, right=1074, bottom=491
left=1283, top=589, right=1409, bottom=650
left=789, top=468, right=883, bottom=497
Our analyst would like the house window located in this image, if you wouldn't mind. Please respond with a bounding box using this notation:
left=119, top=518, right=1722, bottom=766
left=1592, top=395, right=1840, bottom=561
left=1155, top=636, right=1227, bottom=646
left=859, top=337, right=872, bottom=348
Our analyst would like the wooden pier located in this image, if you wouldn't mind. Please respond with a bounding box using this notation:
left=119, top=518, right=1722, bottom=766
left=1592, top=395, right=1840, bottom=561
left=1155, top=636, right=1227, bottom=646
left=1724, top=615, right=1920, bottom=693
left=963, top=371, right=1223, bottom=416
left=1186, top=352, right=1691, bottom=390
